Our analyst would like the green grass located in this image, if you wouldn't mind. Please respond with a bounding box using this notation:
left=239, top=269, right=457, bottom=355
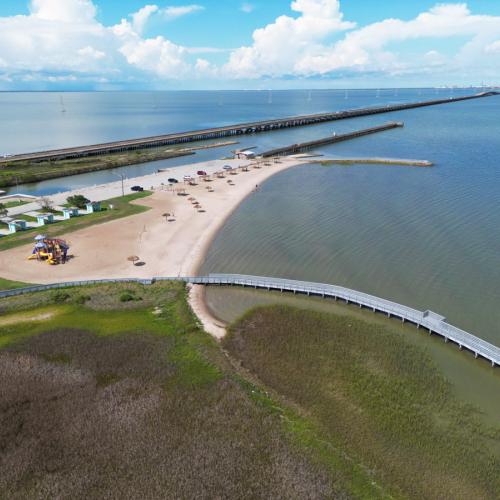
left=224, top=305, right=500, bottom=500
left=0, top=282, right=339, bottom=498
left=0, top=191, right=152, bottom=252
left=2, top=200, right=29, bottom=209
left=0, top=278, right=32, bottom=291
left=0, top=148, right=194, bottom=188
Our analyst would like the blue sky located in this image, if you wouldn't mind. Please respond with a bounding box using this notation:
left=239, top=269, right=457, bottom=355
left=0, top=0, right=500, bottom=90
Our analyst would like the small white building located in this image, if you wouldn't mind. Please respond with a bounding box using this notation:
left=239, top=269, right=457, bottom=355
left=86, top=201, right=102, bottom=214
left=235, top=150, right=256, bottom=160
left=36, top=213, right=55, bottom=226
left=62, top=207, right=79, bottom=220
left=8, top=219, right=27, bottom=233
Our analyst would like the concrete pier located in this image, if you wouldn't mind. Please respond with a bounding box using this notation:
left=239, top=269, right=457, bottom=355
left=261, top=122, right=403, bottom=157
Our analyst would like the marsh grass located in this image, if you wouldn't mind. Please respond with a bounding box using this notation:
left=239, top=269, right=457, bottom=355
left=0, top=148, right=193, bottom=188
left=225, top=305, right=500, bottom=500
left=0, top=283, right=337, bottom=498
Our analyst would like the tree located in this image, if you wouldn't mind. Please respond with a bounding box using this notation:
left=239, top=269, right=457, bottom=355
left=67, top=194, right=90, bottom=209
left=0, top=203, right=7, bottom=218
left=38, top=196, right=54, bottom=212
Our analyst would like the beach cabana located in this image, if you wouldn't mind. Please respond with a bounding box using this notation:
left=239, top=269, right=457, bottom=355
left=62, top=207, right=79, bottom=220
left=36, top=213, right=54, bottom=226
left=8, top=220, right=27, bottom=233
left=86, top=201, right=102, bottom=214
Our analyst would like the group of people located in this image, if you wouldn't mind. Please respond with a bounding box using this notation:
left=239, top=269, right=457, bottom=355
left=30, top=237, right=70, bottom=265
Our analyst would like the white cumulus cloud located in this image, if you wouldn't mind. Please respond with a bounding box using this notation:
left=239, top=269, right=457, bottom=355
left=226, top=1, right=500, bottom=81
left=225, top=0, right=355, bottom=78
left=162, top=4, right=204, bottom=20
left=131, top=5, right=159, bottom=34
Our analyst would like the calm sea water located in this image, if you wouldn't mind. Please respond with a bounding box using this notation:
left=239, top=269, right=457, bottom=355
left=1, top=90, right=499, bottom=345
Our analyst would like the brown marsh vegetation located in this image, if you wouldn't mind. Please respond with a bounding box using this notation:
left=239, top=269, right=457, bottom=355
left=0, top=283, right=338, bottom=499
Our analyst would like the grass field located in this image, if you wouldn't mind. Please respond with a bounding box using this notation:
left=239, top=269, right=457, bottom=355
left=0, top=191, right=152, bottom=252
left=0, top=148, right=193, bottom=188
left=0, top=278, right=32, bottom=291
left=2, top=200, right=30, bottom=209
left=0, top=283, right=340, bottom=498
left=224, top=305, right=500, bottom=500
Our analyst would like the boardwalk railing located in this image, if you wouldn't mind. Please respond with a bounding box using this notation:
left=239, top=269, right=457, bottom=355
left=1, top=274, right=498, bottom=367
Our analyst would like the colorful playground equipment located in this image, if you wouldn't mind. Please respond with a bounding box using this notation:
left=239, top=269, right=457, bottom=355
left=28, top=235, right=70, bottom=265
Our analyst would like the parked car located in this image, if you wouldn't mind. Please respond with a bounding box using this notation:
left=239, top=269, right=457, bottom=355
left=168, top=178, right=179, bottom=183
left=131, top=185, right=144, bottom=192
left=197, top=170, right=208, bottom=176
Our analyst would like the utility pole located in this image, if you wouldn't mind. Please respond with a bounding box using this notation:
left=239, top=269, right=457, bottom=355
left=112, top=172, right=125, bottom=197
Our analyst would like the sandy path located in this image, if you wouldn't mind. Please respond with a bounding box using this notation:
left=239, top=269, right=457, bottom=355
left=0, top=157, right=306, bottom=284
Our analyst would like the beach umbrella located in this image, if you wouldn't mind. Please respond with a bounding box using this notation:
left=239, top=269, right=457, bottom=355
left=34, top=234, right=47, bottom=241
left=127, top=255, right=140, bottom=266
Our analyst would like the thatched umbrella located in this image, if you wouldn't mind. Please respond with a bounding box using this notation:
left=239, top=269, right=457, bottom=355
left=128, top=255, right=140, bottom=266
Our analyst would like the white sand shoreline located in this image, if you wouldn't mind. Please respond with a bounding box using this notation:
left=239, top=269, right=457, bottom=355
left=0, top=156, right=308, bottom=336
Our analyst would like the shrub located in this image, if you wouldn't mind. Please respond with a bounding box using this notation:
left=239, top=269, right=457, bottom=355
left=74, top=294, right=91, bottom=305
left=67, top=194, right=90, bottom=209
left=119, top=292, right=144, bottom=303
left=52, top=291, right=70, bottom=303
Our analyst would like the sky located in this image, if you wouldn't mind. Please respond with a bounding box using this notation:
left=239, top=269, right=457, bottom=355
left=0, top=0, right=500, bottom=90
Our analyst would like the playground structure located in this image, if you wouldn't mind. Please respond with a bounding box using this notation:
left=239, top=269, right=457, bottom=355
left=28, top=235, right=70, bottom=265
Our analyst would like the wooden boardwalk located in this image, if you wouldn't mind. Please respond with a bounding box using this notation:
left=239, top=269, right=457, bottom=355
left=1, top=92, right=496, bottom=164
left=1, top=274, right=498, bottom=367
left=188, top=274, right=500, bottom=366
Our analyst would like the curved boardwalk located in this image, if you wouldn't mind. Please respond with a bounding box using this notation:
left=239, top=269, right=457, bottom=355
left=1, top=273, right=498, bottom=367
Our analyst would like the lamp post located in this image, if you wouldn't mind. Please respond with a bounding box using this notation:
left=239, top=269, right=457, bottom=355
left=112, top=171, right=125, bottom=197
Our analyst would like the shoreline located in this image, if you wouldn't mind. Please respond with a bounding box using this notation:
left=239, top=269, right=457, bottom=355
left=0, top=140, right=239, bottom=190
left=0, top=156, right=307, bottom=288
left=0, top=155, right=308, bottom=338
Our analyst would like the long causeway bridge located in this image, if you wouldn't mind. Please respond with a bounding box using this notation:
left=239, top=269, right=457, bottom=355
left=1, top=274, right=498, bottom=367
left=1, top=91, right=497, bottom=164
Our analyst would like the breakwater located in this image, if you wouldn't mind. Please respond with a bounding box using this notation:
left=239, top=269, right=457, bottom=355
left=1, top=92, right=496, bottom=165
left=318, top=158, right=433, bottom=167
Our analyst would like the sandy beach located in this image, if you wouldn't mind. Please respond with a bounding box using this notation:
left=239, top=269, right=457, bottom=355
left=0, top=156, right=307, bottom=285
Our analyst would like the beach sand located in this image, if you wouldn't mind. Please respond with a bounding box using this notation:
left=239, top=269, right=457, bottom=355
left=0, top=157, right=306, bottom=284
left=0, top=156, right=307, bottom=338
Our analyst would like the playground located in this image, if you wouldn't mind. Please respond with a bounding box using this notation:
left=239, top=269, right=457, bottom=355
left=28, top=235, right=70, bottom=265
